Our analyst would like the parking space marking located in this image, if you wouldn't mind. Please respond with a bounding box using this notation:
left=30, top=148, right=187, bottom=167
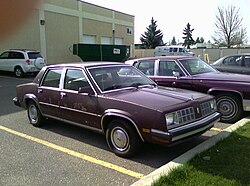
left=0, top=125, right=144, bottom=179
left=210, top=127, right=223, bottom=132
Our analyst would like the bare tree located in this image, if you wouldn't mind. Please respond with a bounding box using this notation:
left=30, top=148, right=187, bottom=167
left=213, top=5, right=247, bottom=48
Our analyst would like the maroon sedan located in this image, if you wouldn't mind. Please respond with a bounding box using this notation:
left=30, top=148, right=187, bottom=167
left=13, top=62, right=220, bottom=157
left=126, top=56, right=250, bottom=123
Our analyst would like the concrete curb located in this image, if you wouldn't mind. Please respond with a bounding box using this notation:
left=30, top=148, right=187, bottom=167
left=131, top=117, right=250, bottom=186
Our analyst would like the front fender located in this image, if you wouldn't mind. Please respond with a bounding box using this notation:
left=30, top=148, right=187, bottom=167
left=101, top=109, right=144, bottom=141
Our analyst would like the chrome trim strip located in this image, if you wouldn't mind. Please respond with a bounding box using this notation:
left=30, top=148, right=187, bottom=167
left=59, top=106, right=101, bottom=117
left=43, top=114, right=103, bottom=134
left=39, top=102, right=60, bottom=108
left=171, top=122, right=215, bottom=141
left=101, top=112, right=145, bottom=142
left=243, top=99, right=250, bottom=111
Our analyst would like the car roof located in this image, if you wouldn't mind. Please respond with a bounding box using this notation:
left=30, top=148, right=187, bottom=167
left=127, top=55, right=196, bottom=61
left=45, top=62, right=126, bottom=69
left=4, top=49, right=40, bottom=53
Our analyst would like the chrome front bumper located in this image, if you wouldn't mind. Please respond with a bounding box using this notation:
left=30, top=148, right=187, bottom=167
left=151, top=112, right=221, bottom=143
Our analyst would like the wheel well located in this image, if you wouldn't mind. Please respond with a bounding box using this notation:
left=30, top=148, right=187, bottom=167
left=102, top=115, right=144, bottom=141
left=209, top=90, right=242, bottom=103
left=14, top=65, right=23, bottom=70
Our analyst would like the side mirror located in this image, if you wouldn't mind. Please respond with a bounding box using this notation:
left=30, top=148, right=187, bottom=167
left=78, top=86, right=95, bottom=95
left=173, top=71, right=180, bottom=79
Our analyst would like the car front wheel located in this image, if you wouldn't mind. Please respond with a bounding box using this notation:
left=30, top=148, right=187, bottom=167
left=106, top=119, right=141, bottom=158
left=216, top=94, right=243, bottom=123
left=27, top=100, right=45, bottom=127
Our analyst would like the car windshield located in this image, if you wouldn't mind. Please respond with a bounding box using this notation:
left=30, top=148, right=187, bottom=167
left=88, top=65, right=156, bottom=92
left=179, top=58, right=217, bottom=75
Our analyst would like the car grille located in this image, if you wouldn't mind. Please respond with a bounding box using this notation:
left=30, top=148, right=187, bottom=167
left=201, top=101, right=214, bottom=117
left=176, top=107, right=195, bottom=125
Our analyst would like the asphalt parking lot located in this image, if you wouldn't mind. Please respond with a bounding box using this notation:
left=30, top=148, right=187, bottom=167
left=0, top=73, right=234, bottom=185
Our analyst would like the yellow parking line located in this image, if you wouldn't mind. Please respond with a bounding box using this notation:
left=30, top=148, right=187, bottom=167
left=210, top=127, right=223, bottom=132
left=0, top=125, right=144, bottom=179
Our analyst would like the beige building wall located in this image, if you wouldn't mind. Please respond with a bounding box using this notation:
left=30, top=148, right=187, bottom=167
left=45, top=12, right=80, bottom=64
left=0, top=0, right=134, bottom=65
left=0, top=10, right=40, bottom=52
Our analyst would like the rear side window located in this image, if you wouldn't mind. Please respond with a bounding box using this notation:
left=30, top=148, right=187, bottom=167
left=28, top=52, right=43, bottom=59
left=244, top=56, right=250, bottom=67
left=9, top=52, right=24, bottom=59
left=41, top=69, right=62, bottom=88
left=137, top=61, right=155, bottom=75
left=223, top=56, right=242, bottom=66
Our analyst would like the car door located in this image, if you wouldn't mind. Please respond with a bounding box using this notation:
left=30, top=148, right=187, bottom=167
left=153, top=60, right=193, bottom=90
left=220, top=56, right=243, bottom=74
left=60, top=68, right=99, bottom=129
left=242, top=55, right=250, bottom=75
left=0, top=51, right=10, bottom=71
left=36, top=68, right=62, bottom=119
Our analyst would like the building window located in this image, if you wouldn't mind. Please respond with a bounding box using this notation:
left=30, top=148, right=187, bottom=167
left=101, top=37, right=111, bottom=45
left=115, top=38, right=123, bottom=45
left=127, top=27, right=132, bottom=35
left=82, top=35, right=96, bottom=44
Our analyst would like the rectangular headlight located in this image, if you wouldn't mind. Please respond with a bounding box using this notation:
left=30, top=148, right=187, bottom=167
left=165, top=112, right=178, bottom=127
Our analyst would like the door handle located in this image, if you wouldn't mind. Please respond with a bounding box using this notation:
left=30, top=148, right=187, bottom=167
left=37, top=89, right=43, bottom=93
left=172, top=82, right=176, bottom=86
left=60, top=92, right=67, bottom=99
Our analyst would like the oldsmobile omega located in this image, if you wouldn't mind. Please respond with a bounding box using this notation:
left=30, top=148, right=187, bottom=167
left=13, top=62, right=220, bottom=157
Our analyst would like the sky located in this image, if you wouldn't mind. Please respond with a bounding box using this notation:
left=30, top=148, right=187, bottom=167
left=82, top=0, right=250, bottom=44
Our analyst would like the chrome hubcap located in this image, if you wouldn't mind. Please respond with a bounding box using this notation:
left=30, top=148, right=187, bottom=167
left=217, top=97, right=237, bottom=119
left=29, top=105, right=38, bottom=123
left=15, top=69, right=22, bottom=77
left=111, top=127, right=129, bottom=151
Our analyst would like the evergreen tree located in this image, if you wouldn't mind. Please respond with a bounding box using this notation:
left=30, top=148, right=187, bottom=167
left=200, top=37, right=205, bottom=43
left=182, top=23, right=195, bottom=49
left=140, top=17, right=164, bottom=49
left=195, top=37, right=200, bottom=43
left=171, top=36, right=177, bottom=45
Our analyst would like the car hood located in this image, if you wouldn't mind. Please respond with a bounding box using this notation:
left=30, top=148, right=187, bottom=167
left=106, top=87, right=210, bottom=111
left=193, top=71, right=250, bottom=83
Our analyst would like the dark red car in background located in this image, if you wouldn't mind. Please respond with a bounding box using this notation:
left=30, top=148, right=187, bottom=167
left=126, top=56, right=250, bottom=123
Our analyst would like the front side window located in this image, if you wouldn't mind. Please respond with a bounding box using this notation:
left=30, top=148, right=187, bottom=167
left=223, top=56, right=242, bottom=66
left=137, top=61, right=155, bottom=75
left=41, top=69, right=62, bottom=88
left=64, top=69, right=90, bottom=91
left=159, top=61, right=183, bottom=76
left=0, top=52, right=9, bottom=59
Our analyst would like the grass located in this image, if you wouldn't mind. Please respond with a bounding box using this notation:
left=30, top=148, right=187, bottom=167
left=152, top=122, right=250, bottom=186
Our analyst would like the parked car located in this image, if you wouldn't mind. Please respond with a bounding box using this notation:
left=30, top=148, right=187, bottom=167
left=211, top=54, right=250, bottom=75
left=13, top=62, right=220, bottom=157
left=0, top=49, right=46, bottom=77
left=154, top=45, right=193, bottom=56
left=125, top=56, right=250, bottom=123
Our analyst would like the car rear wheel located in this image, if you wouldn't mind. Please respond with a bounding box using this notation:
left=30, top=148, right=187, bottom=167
left=216, top=94, right=243, bottom=123
left=14, top=67, right=24, bottom=78
left=106, top=119, right=141, bottom=158
left=27, top=100, right=45, bottom=127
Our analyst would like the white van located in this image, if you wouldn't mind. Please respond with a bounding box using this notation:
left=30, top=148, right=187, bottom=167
left=154, top=45, right=193, bottom=56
